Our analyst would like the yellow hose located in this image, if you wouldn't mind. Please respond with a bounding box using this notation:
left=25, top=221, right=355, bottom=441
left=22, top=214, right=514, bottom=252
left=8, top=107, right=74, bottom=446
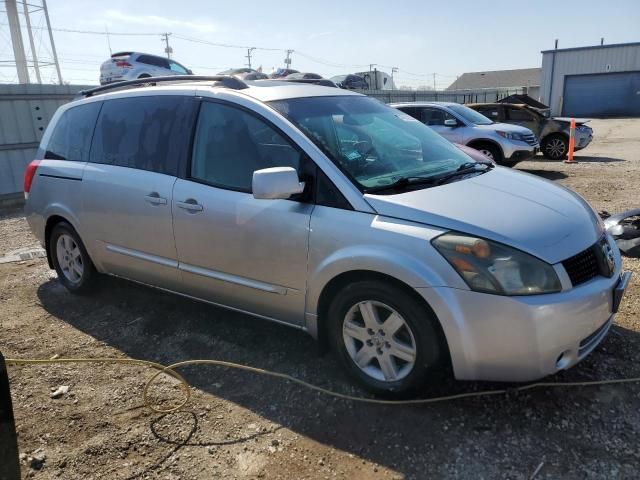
left=6, top=357, right=640, bottom=413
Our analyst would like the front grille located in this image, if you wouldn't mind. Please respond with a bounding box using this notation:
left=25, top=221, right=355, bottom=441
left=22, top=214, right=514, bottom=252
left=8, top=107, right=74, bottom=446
left=522, top=133, right=538, bottom=146
left=562, top=246, right=600, bottom=286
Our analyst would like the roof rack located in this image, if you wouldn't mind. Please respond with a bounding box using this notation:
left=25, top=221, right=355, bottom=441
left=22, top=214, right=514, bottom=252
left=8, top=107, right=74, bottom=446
left=78, top=75, right=248, bottom=98
left=273, top=78, right=338, bottom=88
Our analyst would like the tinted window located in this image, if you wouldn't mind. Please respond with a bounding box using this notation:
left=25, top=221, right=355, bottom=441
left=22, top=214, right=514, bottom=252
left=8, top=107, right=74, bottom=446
left=422, top=107, right=456, bottom=126
left=191, top=102, right=303, bottom=192
left=137, top=55, right=168, bottom=69
left=90, top=96, right=193, bottom=176
left=45, top=102, right=101, bottom=161
left=398, top=107, right=421, bottom=121
left=507, top=107, right=534, bottom=121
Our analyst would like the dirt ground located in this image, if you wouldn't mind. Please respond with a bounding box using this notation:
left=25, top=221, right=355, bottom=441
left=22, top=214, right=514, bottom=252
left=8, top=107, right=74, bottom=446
left=1, top=118, right=639, bottom=480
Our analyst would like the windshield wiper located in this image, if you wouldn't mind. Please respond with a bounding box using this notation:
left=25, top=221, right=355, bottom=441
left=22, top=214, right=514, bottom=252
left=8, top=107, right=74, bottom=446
left=433, top=161, right=493, bottom=186
left=365, top=162, right=493, bottom=194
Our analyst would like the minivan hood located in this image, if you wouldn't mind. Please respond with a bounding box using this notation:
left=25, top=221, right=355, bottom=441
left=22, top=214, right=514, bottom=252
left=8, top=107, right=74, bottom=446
left=474, top=122, right=533, bottom=134
left=365, top=168, right=603, bottom=264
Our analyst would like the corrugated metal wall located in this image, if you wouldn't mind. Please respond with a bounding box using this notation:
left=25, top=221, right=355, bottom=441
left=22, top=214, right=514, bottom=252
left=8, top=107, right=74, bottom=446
left=359, top=87, right=524, bottom=105
left=540, top=43, right=640, bottom=116
left=0, top=83, right=92, bottom=200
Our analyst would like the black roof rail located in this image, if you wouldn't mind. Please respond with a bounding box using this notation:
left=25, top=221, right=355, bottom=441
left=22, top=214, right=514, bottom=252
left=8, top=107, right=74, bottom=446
left=78, top=75, right=249, bottom=98
left=271, top=78, right=338, bottom=88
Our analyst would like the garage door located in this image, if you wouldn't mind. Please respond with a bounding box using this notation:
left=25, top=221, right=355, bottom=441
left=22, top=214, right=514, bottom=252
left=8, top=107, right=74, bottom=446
left=563, top=71, right=640, bottom=117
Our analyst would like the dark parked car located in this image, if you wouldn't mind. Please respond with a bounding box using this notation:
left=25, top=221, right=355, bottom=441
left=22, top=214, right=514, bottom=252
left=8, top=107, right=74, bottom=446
left=285, top=72, right=323, bottom=80
left=269, top=68, right=299, bottom=79
left=467, top=102, right=593, bottom=160
left=331, top=74, right=368, bottom=90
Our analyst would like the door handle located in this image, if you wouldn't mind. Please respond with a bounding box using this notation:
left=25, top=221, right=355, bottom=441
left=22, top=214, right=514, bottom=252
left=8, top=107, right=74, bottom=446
left=176, top=199, right=203, bottom=212
left=145, top=192, right=167, bottom=205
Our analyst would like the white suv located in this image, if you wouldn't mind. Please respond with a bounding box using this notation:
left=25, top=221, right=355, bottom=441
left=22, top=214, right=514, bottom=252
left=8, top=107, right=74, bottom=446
left=391, top=102, right=539, bottom=166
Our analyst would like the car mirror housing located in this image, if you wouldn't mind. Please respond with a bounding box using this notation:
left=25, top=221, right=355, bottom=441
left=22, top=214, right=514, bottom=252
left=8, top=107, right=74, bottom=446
left=444, top=119, right=458, bottom=127
left=252, top=167, right=305, bottom=200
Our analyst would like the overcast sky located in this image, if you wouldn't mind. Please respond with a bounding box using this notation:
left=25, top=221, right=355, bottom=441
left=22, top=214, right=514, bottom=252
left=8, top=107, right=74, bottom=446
left=1, top=0, right=639, bottom=88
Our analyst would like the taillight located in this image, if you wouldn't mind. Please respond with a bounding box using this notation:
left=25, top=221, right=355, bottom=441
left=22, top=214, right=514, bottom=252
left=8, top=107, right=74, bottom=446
left=115, top=61, right=132, bottom=68
left=24, top=160, right=40, bottom=199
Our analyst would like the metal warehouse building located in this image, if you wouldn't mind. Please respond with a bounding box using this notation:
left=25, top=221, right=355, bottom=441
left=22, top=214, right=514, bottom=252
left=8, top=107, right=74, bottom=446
left=540, top=41, right=640, bottom=117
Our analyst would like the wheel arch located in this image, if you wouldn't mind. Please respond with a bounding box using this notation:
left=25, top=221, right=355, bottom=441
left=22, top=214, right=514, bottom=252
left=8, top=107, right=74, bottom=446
left=43, top=210, right=82, bottom=269
left=466, top=138, right=504, bottom=162
left=312, top=269, right=451, bottom=366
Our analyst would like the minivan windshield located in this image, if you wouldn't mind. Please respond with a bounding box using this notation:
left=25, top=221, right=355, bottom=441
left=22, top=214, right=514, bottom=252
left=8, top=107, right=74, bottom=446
left=269, top=96, right=477, bottom=191
left=447, top=104, right=494, bottom=125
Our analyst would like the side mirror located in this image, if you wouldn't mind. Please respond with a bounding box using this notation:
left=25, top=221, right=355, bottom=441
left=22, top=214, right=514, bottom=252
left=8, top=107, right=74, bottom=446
left=187, top=69, right=194, bottom=75
left=444, top=119, right=458, bottom=127
left=252, top=167, right=305, bottom=200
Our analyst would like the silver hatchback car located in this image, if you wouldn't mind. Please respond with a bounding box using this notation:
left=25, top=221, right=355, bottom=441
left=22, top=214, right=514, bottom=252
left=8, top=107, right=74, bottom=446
left=24, top=76, right=631, bottom=395
left=99, top=52, right=192, bottom=85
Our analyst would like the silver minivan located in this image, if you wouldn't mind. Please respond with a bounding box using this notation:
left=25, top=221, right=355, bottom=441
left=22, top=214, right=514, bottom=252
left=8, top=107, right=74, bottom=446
left=24, top=76, right=631, bottom=395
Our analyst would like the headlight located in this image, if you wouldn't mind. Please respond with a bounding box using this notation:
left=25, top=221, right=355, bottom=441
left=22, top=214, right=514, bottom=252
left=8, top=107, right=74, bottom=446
left=496, top=131, right=525, bottom=141
left=432, top=233, right=562, bottom=295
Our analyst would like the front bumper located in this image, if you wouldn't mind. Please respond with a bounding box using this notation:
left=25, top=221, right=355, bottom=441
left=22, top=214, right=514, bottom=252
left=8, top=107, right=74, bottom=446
left=417, top=267, right=631, bottom=382
left=574, top=131, right=593, bottom=151
left=506, top=147, right=538, bottom=163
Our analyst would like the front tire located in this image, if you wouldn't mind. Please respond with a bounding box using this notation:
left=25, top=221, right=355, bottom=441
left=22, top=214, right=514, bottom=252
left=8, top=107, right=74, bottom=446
left=50, top=222, right=97, bottom=294
left=328, top=280, right=446, bottom=396
left=542, top=134, right=568, bottom=160
left=471, top=143, right=505, bottom=166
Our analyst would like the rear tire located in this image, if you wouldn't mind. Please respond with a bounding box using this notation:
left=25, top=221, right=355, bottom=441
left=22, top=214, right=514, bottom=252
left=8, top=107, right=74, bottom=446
left=327, top=280, right=446, bottom=396
left=49, top=222, right=97, bottom=294
left=542, top=134, right=568, bottom=160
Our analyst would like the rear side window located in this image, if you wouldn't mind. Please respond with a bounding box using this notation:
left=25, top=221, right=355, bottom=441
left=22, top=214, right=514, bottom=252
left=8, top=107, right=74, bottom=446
left=507, top=107, right=534, bottom=121
left=90, top=96, right=194, bottom=176
left=45, top=102, right=101, bottom=160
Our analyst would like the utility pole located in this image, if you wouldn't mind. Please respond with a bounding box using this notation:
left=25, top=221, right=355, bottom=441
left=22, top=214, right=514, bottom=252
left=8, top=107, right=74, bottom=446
left=105, top=25, right=113, bottom=55
left=162, top=33, right=173, bottom=59
left=245, top=47, right=256, bottom=69
left=433, top=72, right=436, bottom=91
left=284, top=49, right=293, bottom=69
left=391, top=67, right=398, bottom=90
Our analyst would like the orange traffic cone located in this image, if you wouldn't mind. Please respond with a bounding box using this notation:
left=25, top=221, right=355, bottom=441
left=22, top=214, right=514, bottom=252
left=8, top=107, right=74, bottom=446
left=564, top=118, right=578, bottom=163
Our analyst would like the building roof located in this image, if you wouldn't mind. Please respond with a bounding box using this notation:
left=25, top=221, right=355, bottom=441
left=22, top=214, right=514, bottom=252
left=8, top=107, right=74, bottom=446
left=541, top=41, right=640, bottom=54
left=446, top=68, right=541, bottom=91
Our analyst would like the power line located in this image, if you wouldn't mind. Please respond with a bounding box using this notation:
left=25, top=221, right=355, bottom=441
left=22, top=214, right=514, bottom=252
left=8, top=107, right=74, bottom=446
left=0, top=22, right=160, bottom=36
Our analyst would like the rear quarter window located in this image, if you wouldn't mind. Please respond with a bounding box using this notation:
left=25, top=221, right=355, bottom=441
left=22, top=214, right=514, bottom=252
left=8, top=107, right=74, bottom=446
left=89, top=95, right=194, bottom=176
left=44, top=102, right=102, bottom=160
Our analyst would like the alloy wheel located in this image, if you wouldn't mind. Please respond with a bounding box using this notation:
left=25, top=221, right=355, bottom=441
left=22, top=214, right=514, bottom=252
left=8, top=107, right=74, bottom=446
left=56, top=234, right=84, bottom=284
left=545, top=138, right=567, bottom=158
left=342, top=300, right=417, bottom=382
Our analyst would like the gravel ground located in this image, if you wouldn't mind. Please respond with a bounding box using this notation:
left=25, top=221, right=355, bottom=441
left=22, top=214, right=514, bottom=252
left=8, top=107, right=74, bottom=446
left=1, top=118, right=639, bottom=479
